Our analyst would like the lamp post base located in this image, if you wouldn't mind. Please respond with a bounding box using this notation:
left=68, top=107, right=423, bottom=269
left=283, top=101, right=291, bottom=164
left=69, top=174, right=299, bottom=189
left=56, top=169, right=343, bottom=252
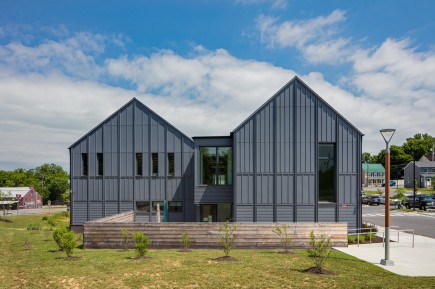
left=380, top=259, right=395, bottom=266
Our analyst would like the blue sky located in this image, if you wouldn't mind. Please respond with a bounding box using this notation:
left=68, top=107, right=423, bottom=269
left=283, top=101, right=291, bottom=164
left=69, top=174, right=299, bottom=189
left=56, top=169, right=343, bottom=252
left=1, top=0, right=435, bottom=170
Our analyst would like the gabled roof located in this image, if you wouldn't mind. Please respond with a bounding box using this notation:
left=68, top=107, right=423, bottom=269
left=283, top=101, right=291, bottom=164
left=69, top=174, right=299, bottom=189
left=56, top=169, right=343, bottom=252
left=404, top=161, right=435, bottom=171
left=420, top=154, right=435, bottom=161
left=362, top=163, right=385, bottom=173
left=231, top=76, right=364, bottom=136
left=69, top=98, right=194, bottom=149
left=0, top=187, right=34, bottom=198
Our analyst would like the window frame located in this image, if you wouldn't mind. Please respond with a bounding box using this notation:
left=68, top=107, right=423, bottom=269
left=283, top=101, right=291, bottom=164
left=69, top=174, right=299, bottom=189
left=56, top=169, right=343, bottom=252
left=318, top=143, right=336, bottom=203
left=97, top=153, right=104, bottom=176
left=151, top=153, right=158, bottom=177
left=199, top=146, right=232, bottom=186
left=81, top=153, right=88, bottom=176
left=136, top=153, right=143, bottom=176
left=168, top=152, right=175, bottom=177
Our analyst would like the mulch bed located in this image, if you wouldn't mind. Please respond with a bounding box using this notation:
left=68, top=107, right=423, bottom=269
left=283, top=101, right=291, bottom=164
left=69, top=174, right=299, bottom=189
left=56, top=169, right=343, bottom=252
left=212, top=256, right=238, bottom=262
left=277, top=250, right=294, bottom=255
left=177, top=249, right=192, bottom=253
left=303, top=267, right=335, bottom=275
left=0, top=218, right=13, bottom=223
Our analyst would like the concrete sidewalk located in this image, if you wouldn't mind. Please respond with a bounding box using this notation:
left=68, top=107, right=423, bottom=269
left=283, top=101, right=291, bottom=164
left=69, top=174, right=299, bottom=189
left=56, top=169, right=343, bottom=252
left=335, top=229, right=435, bottom=276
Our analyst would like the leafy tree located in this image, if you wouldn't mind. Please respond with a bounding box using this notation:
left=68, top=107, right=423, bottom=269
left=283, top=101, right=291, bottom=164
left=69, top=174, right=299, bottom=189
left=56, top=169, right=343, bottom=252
left=402, top=134, right=435, bottom=160
left=32, top=164, right=69, bottom=202
left=53, top=226, right=69, bottom=251
left=180, top=232, right=191, bottom=251
left=121, top=229, right=130, bottom=251
left=61, top=230, right=77, bottom=257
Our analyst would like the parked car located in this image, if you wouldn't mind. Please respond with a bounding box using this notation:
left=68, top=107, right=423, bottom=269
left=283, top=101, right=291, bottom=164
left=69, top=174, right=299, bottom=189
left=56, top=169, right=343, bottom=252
left=362, top=194, right=369, bottom=204
left=381, top=180, right=396, bottom=187
left=403, top=195, right=435, bottom=211
left=367, top=195, right=381, bottom=206
left=379, top=195, right=385, bottom=204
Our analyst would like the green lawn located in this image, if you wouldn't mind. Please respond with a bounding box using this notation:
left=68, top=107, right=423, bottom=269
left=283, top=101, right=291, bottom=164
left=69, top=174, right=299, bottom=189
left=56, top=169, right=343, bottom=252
left=1, top=214, right=434, bottom=289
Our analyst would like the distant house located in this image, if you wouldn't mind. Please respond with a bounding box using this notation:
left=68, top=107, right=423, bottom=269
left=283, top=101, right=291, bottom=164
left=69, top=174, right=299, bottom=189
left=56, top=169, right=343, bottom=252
left=0, top=186, right=43, bottom=209
left=419, top=154, right=435, bottom=162
left=403, top=161, right=435, bottom=188
left=361, top=163, right=385, bottom=187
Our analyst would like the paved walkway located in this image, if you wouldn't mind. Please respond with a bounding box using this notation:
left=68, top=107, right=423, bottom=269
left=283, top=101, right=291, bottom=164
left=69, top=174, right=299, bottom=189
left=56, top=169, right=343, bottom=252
left=335, top=228, right=435, bottom=276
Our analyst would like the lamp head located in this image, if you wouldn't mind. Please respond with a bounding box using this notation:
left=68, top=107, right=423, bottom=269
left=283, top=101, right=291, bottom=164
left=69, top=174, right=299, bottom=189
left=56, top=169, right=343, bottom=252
left=380, top=128, right=396, bottom=146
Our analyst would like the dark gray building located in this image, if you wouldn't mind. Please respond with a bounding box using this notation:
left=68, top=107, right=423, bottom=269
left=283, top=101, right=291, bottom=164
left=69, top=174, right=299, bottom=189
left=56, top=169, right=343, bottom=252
left=403, top=161, right=435, bottom=188
left=70, top=77, right=363, bottom=230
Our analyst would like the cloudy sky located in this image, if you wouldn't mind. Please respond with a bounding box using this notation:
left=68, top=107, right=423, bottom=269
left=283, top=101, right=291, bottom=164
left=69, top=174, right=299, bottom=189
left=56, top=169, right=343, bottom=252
left=1, top=0, right=434, bottom=171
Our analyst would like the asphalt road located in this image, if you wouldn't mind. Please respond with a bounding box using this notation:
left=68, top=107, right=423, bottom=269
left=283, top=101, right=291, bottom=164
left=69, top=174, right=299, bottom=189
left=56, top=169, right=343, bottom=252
left=363, top=205, right=435, bottom=239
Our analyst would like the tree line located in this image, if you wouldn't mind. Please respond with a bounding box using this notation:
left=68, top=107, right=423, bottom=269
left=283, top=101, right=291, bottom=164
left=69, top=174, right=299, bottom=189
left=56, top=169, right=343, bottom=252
left=362, top=133, right=435, bottom=179
left=0, top=163, right=69, bottom=203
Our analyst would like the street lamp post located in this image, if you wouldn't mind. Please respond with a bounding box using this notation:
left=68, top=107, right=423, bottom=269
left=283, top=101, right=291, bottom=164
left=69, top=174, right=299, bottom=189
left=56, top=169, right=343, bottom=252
left=380, top=128, right=396, bottom=266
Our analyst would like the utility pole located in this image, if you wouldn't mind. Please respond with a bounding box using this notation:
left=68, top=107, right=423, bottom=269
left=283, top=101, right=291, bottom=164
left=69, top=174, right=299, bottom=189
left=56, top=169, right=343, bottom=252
left=413, top=160, right=416, bottom=211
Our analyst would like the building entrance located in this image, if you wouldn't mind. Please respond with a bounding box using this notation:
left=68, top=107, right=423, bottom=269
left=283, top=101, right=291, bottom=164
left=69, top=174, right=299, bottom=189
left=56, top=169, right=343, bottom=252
left=200, top=203, right=232, bottom=222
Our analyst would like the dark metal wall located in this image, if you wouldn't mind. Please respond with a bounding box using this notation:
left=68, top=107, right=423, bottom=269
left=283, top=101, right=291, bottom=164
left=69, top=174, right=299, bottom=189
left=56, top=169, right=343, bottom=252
left=232, top=77, right=362, bottom=228
left=70, top=99, right=195, bottom=226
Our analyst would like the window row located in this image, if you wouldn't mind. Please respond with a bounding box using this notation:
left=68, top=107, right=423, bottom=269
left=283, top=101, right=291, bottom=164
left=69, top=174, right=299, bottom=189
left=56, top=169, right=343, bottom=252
left=81, top=153, right=175, bottom=177
left=136, top=200, right=182, bottom=213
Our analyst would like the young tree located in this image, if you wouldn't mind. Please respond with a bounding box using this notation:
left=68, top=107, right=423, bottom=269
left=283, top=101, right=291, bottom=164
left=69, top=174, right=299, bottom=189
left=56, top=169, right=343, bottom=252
left=133, top=232, right=151, bottom=258
left=180, top=232, right=191, bottom=252
left=306, top=231, right=333, bottom=273
left=272, top=224, right=293, bottom=253
left=121, top=229, right=130, bottom=251
left=61, top=230, right=77, bottom=257
left=218, top=221, right=238, bottom=257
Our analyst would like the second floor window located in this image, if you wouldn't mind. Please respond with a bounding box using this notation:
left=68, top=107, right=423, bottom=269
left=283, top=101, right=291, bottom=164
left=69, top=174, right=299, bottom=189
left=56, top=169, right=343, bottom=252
left=81, top=153, right=88, bottom=176
left=152, top=153, right=158, bottom=176
left=97, top=153, right=103, bottom=176
left=200, top=147, right=232, bottom=185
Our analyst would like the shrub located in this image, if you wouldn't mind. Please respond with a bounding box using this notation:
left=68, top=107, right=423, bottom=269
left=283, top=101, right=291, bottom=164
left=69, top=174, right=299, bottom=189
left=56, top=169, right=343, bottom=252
left=272, top=224, right=292, bottom=252
left=42, top=216, right=48, bottom=221
left=27, top=223, right=42, bottom=230
left=133, top=232, right=151, bottom=257
left=347, top=235, right=356, bottom=244
left=121, top=229, right=130, bottom=251
left=365, top=233, right=376, bottom=242
left=306, top=231, right=332, bottom=271
left=357, top=234, right=365, bottom=244
left=53, top=226, right=69, bottom=251
left=218, top=221, right=238, bottom=257
left=180, top=232, right=191, bottom=251
left=61, top=230, right=77, bottom=257
left=47, top=217, right=57, bottom=227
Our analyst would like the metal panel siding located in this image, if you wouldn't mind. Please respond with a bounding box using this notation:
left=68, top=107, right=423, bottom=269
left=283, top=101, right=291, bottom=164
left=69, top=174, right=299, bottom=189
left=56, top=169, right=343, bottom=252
left=90, top=202, right=103, bottom=220
left=297, top=206, right=315, bottom=222
left=256, top=175, right=273, bottom=204
left=75, top=179, right=87, bottom=201
left=276, top=206, right=293, bottom=221
left=89, top=179, right=103, bottom=200
left=318, top=205, right=337, bottom=222
left=184, top=202, right=196, bottom=222
left=236, top=175, right=253, bottom=204
left=105, top=202, right=118, bottom=216
left=276, top=175, right=294, bottom=204
left=257, top=206, right=274, bottom=221
left=236, top=205, right=254, bottom=222
left=297, top=175, right=315, bottom=204
left=134, top=179, right=149, bottom=200
left=72, top=202, right=88, bottom=224
left=120, top=178, right=133, bottom=201
left=194, top=186, right=233, bottom=204
left=318, top=102, right=336, bottom=142
left=105, top=179, right=118, bottom=201
left=120, top=201, right=134, bottom=212
left=339, top=205, right=357, bottom=229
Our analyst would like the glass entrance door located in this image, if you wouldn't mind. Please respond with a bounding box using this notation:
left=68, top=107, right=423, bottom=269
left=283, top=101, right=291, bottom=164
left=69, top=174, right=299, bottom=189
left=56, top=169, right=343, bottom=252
left=200, top=203, right=233, bottom=222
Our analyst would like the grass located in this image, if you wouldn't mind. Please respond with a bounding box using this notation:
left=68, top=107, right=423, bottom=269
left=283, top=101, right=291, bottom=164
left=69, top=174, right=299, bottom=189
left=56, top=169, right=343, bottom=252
left=1, top=214, right=435, bottom=288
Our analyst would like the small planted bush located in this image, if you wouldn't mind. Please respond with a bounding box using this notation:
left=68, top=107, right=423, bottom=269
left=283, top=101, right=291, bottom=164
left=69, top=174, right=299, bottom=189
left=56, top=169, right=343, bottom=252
left=53, top=226, right=69, bottom=251
left=133, top=232, right=151, bottom=258
left=218, top=221, right=238, bottom=257
left=180, top=232, right=191, bottom=251
left=347, top=235, right=356, bottom=244
left=272, top=224, right=293, bottom=253
left=121, top=229, right=130, bottom=251
left=62, top=230, right=77, bottom=257
left=306, top=231, right=333, bottom=273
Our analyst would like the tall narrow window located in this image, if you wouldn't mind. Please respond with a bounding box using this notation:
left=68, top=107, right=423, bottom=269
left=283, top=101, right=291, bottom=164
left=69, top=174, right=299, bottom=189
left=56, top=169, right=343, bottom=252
left=318, top=144, right=335, bottom=202
left=168, top=153, right=174, bottom=176
left=97, top=153, right=103, bottom=176
left=218, top=147, right=232, bottom=185
left=152, top=153, right=158, bottom=176
left=81, top=153, right=88, bottom=176
left=136, top=153, right=143, bottom=176
left=200, top=147, right=217, bottom=185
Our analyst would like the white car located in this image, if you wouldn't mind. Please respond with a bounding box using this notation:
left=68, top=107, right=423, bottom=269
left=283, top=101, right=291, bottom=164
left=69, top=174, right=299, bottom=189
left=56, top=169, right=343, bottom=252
left=379, top=196, right=386, bottom=204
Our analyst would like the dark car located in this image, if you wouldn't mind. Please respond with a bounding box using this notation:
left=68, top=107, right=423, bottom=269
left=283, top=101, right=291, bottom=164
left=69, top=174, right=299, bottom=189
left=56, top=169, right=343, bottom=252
left=367, top=195, right=381, bottom=206
left=362, top=195, right=369, bottom=204
left=403, top=195, right=435, bottom=211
